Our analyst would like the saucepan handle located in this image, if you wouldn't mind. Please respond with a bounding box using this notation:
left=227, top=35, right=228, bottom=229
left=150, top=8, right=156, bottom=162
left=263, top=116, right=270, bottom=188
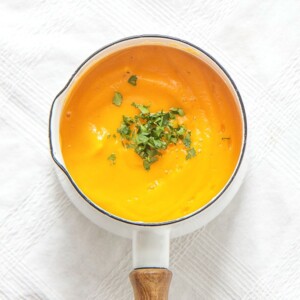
left=130, top=268, right=172, bottom=300
left=130, top=231, right=171, bottom=299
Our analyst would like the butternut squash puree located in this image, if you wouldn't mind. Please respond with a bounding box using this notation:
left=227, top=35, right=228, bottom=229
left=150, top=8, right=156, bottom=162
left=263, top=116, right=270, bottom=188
left=60, top=45, right=242, bottom=222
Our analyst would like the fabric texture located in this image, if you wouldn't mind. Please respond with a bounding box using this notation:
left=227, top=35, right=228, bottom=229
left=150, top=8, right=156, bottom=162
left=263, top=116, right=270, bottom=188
left=0, top=0, right=299, bottom=299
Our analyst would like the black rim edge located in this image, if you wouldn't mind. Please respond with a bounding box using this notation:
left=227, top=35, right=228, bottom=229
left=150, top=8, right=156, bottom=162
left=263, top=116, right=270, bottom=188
left=49, top=34, right=247, bottom=227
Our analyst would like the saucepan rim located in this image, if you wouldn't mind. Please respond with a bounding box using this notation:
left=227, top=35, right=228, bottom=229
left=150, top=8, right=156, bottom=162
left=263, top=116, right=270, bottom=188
left=49, top=34, right=247, bottom=227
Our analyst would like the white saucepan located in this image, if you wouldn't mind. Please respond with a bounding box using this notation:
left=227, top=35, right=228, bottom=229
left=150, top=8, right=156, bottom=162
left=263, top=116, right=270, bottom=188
left=49, top=35, right=247, bottom=299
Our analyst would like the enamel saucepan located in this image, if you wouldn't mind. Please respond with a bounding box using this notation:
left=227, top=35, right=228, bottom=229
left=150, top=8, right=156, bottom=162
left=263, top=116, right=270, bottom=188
left=49, top=35, right=247, bottom=299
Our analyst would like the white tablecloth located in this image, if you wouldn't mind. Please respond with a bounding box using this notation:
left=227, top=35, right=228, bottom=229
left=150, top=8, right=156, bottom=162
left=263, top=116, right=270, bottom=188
left=0, top=1, right=299, bottom=299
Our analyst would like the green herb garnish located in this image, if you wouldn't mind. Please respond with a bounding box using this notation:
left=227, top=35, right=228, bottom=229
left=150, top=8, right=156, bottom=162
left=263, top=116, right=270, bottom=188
left=128, top=75, right=138, bottom=86
left=170, top=107, right=185, bottom=116
left=132, top=102, right=149, bottom=114
left=186, top=148, right=196, bottom=160
left=107, top=153, right=116, bottom=164
left=117, top=103, right=196, bottom=170
left=112, top=92, right=123, bottom=106
left=183, top=131, right=191, bottom=147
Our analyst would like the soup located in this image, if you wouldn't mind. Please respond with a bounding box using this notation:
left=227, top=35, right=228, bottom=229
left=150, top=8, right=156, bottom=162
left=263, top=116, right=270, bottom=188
left=60, top=45, right=243, bottom=222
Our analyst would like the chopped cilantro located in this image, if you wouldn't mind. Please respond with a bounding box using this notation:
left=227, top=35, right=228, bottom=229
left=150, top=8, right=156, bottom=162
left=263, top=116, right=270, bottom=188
left=132, top=102, right=149, bottom=114
left=107, top=153, right=116, bottom=164
left=143, top=159, right=151, bottom=171
left=112, top=92, right=123, bottom=106
left=128, top=75, right=138, bottom=86
left=186, top=148, right=196, bottom=160
left=170, top=107, right=185, bottom=116
left=183, top=131, right=191, bottom=147
left=117, top=103, right=196, bottom=170
left=176, top=126, right=186, bottom=136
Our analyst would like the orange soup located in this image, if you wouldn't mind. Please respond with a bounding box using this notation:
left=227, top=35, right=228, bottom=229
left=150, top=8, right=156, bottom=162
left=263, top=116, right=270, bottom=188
left=60, top=45, right=243, bottom=222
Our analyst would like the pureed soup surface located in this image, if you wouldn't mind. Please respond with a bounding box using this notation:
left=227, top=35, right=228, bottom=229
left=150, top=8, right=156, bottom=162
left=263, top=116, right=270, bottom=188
left=60, top=45, right=243, bottom=222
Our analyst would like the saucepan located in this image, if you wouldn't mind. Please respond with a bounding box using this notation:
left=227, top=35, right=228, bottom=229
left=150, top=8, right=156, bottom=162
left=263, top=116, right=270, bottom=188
left=49, top=35, right=247, bottom=299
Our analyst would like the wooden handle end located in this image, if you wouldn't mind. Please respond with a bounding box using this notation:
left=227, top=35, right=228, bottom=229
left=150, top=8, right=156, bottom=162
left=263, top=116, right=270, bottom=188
left=130, top=268, right=172, bottom=300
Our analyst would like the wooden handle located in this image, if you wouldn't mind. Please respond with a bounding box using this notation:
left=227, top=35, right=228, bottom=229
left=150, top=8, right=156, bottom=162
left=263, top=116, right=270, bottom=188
left=129, top=268, right=172, bottom=300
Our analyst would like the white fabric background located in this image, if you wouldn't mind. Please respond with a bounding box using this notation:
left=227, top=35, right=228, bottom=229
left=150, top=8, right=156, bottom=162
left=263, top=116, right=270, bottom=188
left=0, top=0, right=299, bottom=299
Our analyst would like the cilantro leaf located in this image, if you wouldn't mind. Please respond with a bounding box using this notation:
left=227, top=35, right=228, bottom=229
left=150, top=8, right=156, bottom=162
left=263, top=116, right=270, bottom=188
left=128, top=75, right=138, bottom=86
left=186, top=148, right=196, bottom=160
left=132, top=102, right=149, bottom=114
left=136, top=134, right=149, bottom=144
left=143, top=159, right=151, bottom=171
left=117, top=123, right=131, bottom=138
left=170, top=107, right=185, bottom=116
left=176, top=126, right=186, bottom=136
left=112, top=92, right=123, bottom=106
left=183, top=132, right=191, bottom=147
left=107, top=153, right=116, bottom=164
